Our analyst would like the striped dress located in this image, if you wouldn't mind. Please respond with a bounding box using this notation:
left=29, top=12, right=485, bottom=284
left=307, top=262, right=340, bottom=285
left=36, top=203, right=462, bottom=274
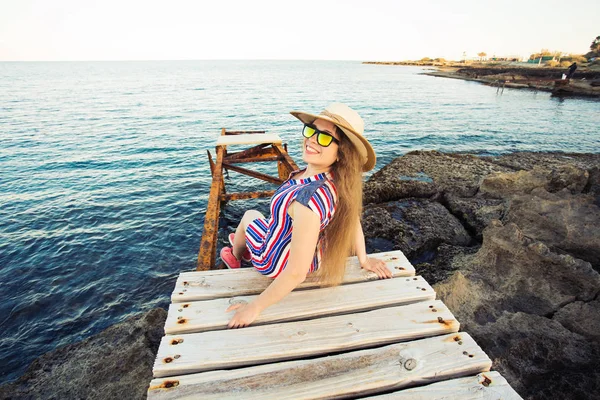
left=245, top=169, right=337, bottom=278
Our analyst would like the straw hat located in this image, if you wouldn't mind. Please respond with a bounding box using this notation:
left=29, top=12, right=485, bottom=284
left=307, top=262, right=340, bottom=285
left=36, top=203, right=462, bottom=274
left=290, top=103, right=376, bottom=172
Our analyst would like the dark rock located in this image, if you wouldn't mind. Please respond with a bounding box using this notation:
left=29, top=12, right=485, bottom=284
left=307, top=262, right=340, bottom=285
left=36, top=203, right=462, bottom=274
left=586, top=166, right=600, bottom=206
left=473, top=312, right=600, bottom=400
left=0, top=308, right=167, bottom=400
left=362, top=198, right=472, bottom=260
left=553, top=300, right=600, bottom=341
left=363, top=150, right=512, bottom=204
left=363, top=179, right=437, bottom=205
left=443, top=193, right=507, bottom=240
left=504, top=188, right=600, bottom=270
left=414, top=243, right=479, bottom=285
left=547, top=165, right=589, bottom=194
left=482, top=152, right=600, bottom=173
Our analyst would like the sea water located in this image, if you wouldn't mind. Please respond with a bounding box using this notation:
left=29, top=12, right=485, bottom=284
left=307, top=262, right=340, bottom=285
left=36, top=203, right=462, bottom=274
left=0, top=60, right=598, bottom=383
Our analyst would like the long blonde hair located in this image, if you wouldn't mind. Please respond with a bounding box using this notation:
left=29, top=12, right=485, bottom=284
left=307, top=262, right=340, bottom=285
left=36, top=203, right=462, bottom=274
left=313, top=129, right=364, bottom=287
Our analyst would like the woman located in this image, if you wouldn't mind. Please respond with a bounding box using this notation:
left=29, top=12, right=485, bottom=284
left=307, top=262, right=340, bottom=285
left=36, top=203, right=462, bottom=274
left=220, top=103, right=392, bottom=329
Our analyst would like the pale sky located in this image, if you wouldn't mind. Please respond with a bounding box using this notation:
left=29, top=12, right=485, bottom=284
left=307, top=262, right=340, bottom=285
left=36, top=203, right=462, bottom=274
left=0, top=0, right=598, bottom=61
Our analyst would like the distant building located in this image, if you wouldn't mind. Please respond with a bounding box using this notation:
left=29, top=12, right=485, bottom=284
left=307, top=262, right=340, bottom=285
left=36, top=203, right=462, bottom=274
left=528, top=56, right=555, bottom=64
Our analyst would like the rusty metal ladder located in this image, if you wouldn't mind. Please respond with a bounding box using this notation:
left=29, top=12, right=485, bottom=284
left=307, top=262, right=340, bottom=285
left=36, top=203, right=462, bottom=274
left=196, top=129, right=299, bottom=271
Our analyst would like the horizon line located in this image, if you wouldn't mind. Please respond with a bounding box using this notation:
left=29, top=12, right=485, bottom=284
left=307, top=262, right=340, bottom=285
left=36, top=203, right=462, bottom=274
left=1, top=58, right=375, bottom=62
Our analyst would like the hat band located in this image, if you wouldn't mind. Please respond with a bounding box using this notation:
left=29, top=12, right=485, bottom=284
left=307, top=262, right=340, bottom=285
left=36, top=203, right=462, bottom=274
left=320, top=110, right=356, bottom=133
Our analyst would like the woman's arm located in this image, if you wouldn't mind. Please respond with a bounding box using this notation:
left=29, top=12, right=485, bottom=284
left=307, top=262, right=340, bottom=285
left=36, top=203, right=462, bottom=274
left=227, top=201, right=320, bottom=328
left=354, top=220, right=392, bottom=279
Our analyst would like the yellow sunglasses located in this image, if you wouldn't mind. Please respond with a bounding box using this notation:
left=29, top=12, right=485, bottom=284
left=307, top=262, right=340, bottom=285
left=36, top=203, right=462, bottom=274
left=302, top=124, right=340, bottom=147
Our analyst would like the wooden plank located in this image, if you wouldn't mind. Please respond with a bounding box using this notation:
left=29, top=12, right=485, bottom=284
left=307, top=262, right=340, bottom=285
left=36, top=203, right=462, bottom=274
left=225, top=130, right=266, bottom=135
left=147, top=332, right=491, bottom=399
left=225, top=143, right=273, bottom=160
left=224, top=155, right=280, bottom=164
left=165, top=275, right=434, bottom=335
left=221, top=161, right=284, bottom=185
left=216, top=133, right=282, bottom=146
left=154, top=300, right=458, bottom=377
left=195, top=145, right=224, bottom=271
left=273, top=142, right=298, bottom=178
left=364, top=371, right=523, bottom=399
left=174, top=250, right=414, bottom=302
left=220, top=190, right=276, bottom=201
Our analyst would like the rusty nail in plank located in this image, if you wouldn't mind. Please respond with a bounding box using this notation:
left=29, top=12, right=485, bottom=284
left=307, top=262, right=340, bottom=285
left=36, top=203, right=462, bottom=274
left=183, top=304, right=189, bottom=308
left=164, top=357, right=173, bottom=363
left=177, top=318, right=187, bottom=324
left=150, top=380, right=180, bottom=390
left=437, top=317, right=444, bottom=323
left=481, top=374, right=492, bottom=387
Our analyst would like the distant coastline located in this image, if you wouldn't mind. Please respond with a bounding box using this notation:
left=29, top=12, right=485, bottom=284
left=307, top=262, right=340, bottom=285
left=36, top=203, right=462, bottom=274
left=363, top=61, right=600, bottom=97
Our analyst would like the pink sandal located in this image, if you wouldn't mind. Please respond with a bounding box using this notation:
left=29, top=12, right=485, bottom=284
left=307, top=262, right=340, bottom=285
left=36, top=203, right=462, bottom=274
left=220, top=247, right=241, bottom=269
left=228, top=233, right=251, bottom=262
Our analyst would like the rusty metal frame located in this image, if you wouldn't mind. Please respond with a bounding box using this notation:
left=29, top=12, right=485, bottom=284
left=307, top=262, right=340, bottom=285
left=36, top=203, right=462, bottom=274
left=196, top=129, right=299, bottom=271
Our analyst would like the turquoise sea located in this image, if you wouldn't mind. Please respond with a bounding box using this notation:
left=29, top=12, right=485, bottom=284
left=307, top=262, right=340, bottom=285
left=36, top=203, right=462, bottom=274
left=1, top=60, right=599, bottom=383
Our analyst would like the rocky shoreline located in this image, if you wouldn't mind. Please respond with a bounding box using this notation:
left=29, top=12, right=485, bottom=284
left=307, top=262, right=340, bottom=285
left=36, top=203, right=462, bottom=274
left=423, top=66, right=600, bottom=97
left=2, top=151, right=599, bottom=399
left=362, top=150, right=600, bottom=399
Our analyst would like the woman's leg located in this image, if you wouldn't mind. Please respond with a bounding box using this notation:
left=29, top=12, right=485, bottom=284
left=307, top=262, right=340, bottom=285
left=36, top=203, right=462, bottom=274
left=233, top=210, right=264, bottom=259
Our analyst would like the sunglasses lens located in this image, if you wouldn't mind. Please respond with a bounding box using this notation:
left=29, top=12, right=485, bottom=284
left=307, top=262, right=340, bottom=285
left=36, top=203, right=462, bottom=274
left=317, top=133, right=333, bottom=147
left=303, top=125, right=316, bottom=138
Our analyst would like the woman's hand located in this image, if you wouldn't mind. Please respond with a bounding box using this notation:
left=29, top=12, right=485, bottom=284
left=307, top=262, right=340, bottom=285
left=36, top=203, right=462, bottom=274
left=226, top=301, right=262, bottom=329
left=360, top=257, right=392, bottom=279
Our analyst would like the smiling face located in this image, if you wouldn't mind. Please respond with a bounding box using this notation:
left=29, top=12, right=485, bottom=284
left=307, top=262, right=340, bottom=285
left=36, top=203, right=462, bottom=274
left=302, top=118, right=340, bottom=172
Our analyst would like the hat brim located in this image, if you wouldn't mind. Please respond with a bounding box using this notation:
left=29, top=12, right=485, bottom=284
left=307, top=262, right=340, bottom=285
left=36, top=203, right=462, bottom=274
left=290, top=111, right=376, bottom=172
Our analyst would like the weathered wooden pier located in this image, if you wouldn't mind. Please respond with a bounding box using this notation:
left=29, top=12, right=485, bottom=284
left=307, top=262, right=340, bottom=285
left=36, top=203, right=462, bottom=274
left=196, top=129, right=298, bottom=271
left=148, top=131, right=522, bottom=399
